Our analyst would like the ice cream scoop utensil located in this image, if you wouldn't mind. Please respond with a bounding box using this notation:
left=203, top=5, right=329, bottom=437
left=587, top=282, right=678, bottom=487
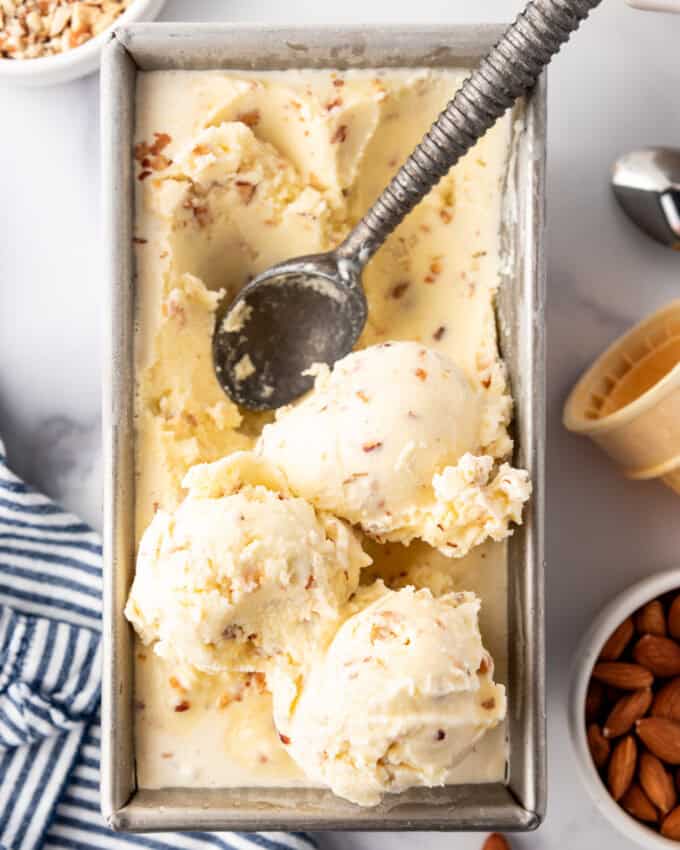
left=612, top=148, right=680, bottom=249
left=214, top=0, right=602, bottom=410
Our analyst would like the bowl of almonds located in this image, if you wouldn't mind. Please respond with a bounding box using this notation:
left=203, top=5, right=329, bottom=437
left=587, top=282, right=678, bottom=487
left=570, top=568, right=680, bottom=848
left=0, top=0, right=165, bottom=85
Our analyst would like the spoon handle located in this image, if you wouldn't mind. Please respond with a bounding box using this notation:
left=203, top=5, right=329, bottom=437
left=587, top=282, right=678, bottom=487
left=337, top=0, right=602, bottom=265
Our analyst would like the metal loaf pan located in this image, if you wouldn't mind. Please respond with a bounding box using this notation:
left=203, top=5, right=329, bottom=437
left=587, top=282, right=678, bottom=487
left=101, top=22, right=546, bottom=833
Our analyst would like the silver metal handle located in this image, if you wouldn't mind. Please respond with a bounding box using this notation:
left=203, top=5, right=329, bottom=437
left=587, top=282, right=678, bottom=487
left=337, top=0, right=602, bottom=265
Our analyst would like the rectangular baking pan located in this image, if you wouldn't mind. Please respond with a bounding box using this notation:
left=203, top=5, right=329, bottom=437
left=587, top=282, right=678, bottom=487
left=101, top=22, right=546, bottom=833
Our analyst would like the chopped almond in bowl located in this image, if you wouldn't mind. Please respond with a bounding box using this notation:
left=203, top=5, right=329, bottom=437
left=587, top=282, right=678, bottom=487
left=0, top=0, right=165, bottom=86
left=0, top=1, right=132, bottom=60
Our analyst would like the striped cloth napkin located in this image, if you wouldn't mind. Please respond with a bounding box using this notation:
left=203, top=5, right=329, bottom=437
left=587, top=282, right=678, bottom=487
left=0, top=437, right=315, bottom=850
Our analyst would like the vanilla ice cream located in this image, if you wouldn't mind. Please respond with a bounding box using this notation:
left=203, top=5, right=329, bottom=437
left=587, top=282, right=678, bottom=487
left=132, top=67, right=519, bottom=794
left=258, top=341, right=530, bottom=557
left=272, top=582, right=506, bottom=806
left=125, top=452, right=370, bottom=674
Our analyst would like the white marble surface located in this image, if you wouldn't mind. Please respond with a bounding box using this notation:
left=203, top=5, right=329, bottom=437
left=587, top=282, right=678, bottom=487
left=2, top=0, right=680, bottom=847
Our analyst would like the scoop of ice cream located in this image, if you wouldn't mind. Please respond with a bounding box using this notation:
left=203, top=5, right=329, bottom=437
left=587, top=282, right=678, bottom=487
left=135, top=272, right=250, bottom=529
left=258, top=341, right=530, bottom=557
left=125, top=452, right=371, bottom=674
left=154, top=121, right=343, bottom=294
left=271, top=582, right=506, bottom=806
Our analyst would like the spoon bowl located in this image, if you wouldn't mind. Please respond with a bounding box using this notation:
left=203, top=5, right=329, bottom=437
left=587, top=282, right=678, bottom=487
left=213, top=252, right=367, bottom=410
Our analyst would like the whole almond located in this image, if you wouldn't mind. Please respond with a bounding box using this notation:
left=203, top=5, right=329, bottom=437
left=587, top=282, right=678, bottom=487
left=608, top=735, right=637, bottom=801
left=636, top=600, right=667, bottom=636
left=621, top=782, right=659, bottom=823
left=481, top=835, right=510, bottom=850
left=653, top=678, right=680, bottom=721
left=637, top=717, right=680, bottom=764
left=603, top=688, right=652, bottom=738
left=662, top=806, right=680, bottom=839
left=669, top=597, right=680, bottom=641
left=586, top=680, right=605, bottom=723
left=600, top=616, right=634, bottom=661
left=640, top=751, right=677, bottom=814
left=592, top=662, right=653, bottom=690
left=605, top=685, right=623, bottom=704
left=587, top=723, right=611, bottom=769
left=633, top=635, right=680, bottom=678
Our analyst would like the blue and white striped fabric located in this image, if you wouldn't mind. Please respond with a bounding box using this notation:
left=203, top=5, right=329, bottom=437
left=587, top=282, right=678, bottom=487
left=0, top=437, right=315, bottom=850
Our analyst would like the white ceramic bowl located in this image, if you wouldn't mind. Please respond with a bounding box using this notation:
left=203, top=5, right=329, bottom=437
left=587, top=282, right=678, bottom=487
left=569, top=567, right=680, bottom=850
left=0, top=0, right=166, bottom=86
left=628, top=0, right=680, bottom=12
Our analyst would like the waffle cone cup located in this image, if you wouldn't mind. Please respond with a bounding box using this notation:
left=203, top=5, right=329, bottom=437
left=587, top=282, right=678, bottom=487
left=563, top=300, right=680, bottom=493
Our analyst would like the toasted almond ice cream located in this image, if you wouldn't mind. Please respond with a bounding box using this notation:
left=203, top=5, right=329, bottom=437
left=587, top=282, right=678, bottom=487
left=258, top=341, right=530, bottom=557
left=125, top=452, right=371, bottom=674
left=135, top=271, right=249, bottom=512
left=132, top=68, right=519, bottom=793
left=271, top=582, right=506, bottom=806
left=429, top=453, right=531, bottom=554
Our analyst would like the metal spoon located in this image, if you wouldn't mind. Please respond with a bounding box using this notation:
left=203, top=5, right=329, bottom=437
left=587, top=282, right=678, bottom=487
left=215, top=0, right=602, bottom=410
left=611, top=147, right=680, bottom=249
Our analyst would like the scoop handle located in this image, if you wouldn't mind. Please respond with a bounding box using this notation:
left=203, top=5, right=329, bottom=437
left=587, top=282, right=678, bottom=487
left=337, top=0, right=602, bottom=265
